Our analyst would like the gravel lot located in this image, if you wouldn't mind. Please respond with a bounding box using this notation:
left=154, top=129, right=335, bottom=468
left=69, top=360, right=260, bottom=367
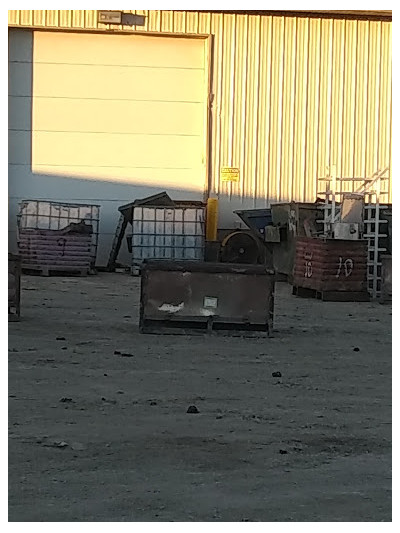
left=8, top=273, right=392, bottom=522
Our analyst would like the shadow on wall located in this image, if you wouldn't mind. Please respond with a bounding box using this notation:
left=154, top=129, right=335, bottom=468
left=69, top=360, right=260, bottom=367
left=8, top=170, right=278, bottom=267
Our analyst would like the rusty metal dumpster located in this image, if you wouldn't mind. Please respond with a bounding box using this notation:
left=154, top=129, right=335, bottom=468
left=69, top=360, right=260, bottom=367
left=8, top=253, right=21, bottom=321
left=292, top=237, right=369, bottom=301
left=140, top=260, right=275, bottom=336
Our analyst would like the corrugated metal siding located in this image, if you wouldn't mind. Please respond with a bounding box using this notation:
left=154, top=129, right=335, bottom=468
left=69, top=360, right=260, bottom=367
left=8, top=10, right=392, bottom=211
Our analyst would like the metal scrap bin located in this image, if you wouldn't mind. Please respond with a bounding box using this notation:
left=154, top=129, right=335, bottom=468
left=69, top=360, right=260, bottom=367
left=270, top=202, right=324, bottom=279
left=380, top=255, right=392, bottom=303
left=140, top=260, right=275, bottom=336
left=292, top=237, right=369, bottom=301
left=8, top=253, right=21, bottom=321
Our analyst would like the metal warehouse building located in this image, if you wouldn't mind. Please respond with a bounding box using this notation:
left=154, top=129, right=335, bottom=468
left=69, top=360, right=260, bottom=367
left=8, top=9, right=392, bottom=265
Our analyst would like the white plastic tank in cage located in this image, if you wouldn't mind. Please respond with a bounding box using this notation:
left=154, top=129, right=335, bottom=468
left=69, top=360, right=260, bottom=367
left=130, top=205, right=205, bottom=274
left=17, top=200, right=100, bottom=276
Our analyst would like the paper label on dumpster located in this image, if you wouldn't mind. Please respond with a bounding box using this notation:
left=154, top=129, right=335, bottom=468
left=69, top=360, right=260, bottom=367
left=204, top=297, right=218, bottom=309
left=220, top=167, right=240, bottom=182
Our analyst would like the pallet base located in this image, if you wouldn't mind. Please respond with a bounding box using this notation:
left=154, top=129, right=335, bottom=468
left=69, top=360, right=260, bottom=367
left=292, top=285, right=370, bottom=302
left=140, top=318, right=272, bottom=337
left=8, top=309, right=20, bottom=322
left=22, top=264, right=92, bottom=277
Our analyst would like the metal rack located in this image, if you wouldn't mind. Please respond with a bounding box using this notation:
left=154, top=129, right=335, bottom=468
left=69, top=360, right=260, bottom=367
left=317, top=168, right=390, bottom=299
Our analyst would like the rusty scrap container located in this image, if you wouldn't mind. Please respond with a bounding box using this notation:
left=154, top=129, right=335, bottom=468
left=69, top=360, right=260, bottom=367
left=8, top=253, right=21, bottom=321
left=380, top=255, right=392, bottom=303
left=293, top=237, right=369, bottom=301
left=270, top=202, right=324, bottom=278
left=140, top=260, right=275, bottom=336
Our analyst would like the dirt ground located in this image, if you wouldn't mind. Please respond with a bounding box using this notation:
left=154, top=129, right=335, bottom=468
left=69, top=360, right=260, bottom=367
left=8, top=272, right=392, bottom=522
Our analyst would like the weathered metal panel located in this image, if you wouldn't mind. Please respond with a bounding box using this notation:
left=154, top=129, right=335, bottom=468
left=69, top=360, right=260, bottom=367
left=140, top=260, right=275, bottom=336
left=8, top=253, right=21, bottom=321
left=8, top=10, right=392, bottom=219
left=380, top=255, right=392, bottom=302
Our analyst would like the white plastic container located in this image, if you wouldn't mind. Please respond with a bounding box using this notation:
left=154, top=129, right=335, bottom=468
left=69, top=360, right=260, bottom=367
left=130, top=206, right=205, bottom=274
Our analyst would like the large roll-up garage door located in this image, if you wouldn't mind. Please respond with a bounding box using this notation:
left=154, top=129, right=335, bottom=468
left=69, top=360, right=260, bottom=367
left=8, top=30, right=208, bottom=265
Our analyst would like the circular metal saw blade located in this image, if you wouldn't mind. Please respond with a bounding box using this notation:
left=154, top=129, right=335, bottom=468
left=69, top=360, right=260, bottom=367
left=220, top=231, right=261, bottom=264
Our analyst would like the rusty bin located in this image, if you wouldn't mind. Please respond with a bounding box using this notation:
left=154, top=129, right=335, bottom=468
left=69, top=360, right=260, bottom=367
left=380, top=255, right=392, bottom=303
left=292, top=237, right=369, bottom=301
left=140, top=260, right=275, bottom=336
left=8, top=253, right=21, bottom=321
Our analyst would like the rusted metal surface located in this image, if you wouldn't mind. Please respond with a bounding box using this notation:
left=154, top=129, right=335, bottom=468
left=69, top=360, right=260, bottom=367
left=140, top=260, right=275, bottom=336
left=293, top=237, right=368, bottom=297
left=8, top=253, right=21, bottom=321
left=380, top=255, right=392, bottom=303
left=270, top=202, right=323, bottom=278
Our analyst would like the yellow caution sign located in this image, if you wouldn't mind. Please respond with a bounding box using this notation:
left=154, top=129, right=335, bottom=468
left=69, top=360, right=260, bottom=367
left=220, top=167, right=240, bottom=182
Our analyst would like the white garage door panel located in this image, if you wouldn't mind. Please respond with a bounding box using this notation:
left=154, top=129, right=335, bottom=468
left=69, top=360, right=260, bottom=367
left=34, top=32, right=205, bottom=69
left=33, top=63, right=204, bottom=102
left=32, top=165, right=202, bottom=191
left=9, top=30, right=208, bottom=265
left=33, top=98, right=204, bottom=136
left=33, top=131, right=201, bottom=168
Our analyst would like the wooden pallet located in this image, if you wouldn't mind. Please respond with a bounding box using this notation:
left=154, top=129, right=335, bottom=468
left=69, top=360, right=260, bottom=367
left=292, top=285, right=370, bottom=302
left=21, top=264, right=91, bottom=277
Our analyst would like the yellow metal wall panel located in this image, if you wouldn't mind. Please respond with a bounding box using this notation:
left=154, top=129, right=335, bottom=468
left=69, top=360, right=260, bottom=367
left=210, top=13, right=223, bottom=196
left=220, top=14, right=236, bottom=201
left=8, top=10, right=392, bottom=215
left=268, top=16, right=285, bottom=203
left=198, top=12, right=211, bottom=34
left=353, top=20, right=369, bottom=183
left=378, top=22, right=392, bottom=201
left=72, top=10, right=85, bottom=29
left=255, top=16, right=272, bottom=204
left=44, top=10, right=58, bottom=27
left=329, top=20, right=345, bottom=184
left=161, top=11, right=173, bottom=33
left=19, top=11, right=33, bottom=26
left=185, top=12, right=199, bottom=33
left=365, top=21, right=381, bottom=178
left=304, top=18, right=321, bottom=201
left=59, top=10, right=73, bottom=28
left=148, top=10, right=161, bottom=32
left=280, top=17, right=297, bottom=203
left=232, top=14, right=247, bottom=194
left=33, top=11, right=46, bottom=27
left=244, top=16, right=260, bottom=202
left=341, top=20, right=357, bottom=190
left=173, top=11, right=186, bottom=33
left=317, top=19, right=333, bottom=180
left=8, top=11, right=19, bottom=25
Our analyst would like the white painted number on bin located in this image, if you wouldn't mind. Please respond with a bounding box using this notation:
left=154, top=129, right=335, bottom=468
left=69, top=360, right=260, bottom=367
left=304, top=251, right=313, bottom=278
left=336, top=257, right=354, bottom=278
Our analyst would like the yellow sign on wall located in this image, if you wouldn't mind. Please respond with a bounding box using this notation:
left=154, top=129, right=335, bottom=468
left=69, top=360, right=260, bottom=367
left=220, top=167, right=240, bottom=182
